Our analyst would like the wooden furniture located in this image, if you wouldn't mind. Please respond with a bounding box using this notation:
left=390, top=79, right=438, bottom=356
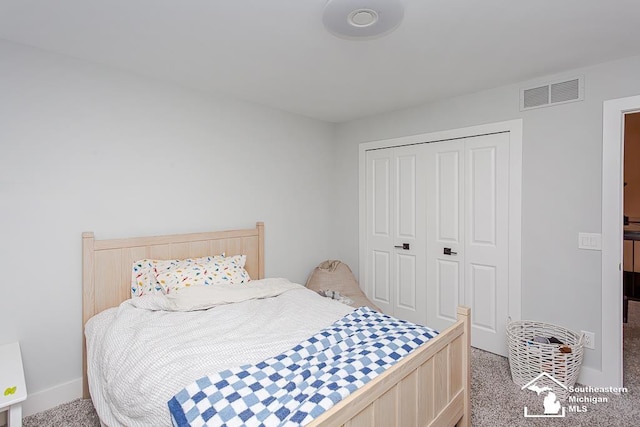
left=0, top=342, right=27, bottom=427
left=82, top=222, right=471, bottom=427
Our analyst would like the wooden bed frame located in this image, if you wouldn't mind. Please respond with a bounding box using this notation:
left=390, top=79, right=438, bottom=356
left=82, top=222, right=471, bottom=427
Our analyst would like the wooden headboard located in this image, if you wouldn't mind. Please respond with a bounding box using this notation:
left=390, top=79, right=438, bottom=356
left=81, top=221, right=264, bottom=398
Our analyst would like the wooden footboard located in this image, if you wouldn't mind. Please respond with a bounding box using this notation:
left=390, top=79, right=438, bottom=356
left=309, top=306, right=471, bottom=427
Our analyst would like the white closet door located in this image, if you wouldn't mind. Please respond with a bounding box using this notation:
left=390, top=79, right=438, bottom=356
left=365, top=145, right=427, bottom=325
left=425, top=140, right=466, bottom=333
left=365, top=132, right=510, bottom=355
left=392, top=145, right=427, bottom=325
left=464, top=133, right=510, bottom=355
left=425, top=133, right=510, bottom=356
left=365, top=148, right=394, bottom=316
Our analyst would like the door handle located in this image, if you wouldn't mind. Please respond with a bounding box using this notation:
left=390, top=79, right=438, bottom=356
left=394, top=243, right=410, bottom=250
left=443, top=247, right=458, bottom=255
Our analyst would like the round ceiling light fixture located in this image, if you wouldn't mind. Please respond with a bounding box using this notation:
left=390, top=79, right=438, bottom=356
left=348, top=9, right=378, bottom=27
left=323, top=0, right=404, bottom=40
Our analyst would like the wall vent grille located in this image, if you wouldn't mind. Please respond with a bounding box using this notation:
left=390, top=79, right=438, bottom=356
left=520, top=76, right=583, bottom=111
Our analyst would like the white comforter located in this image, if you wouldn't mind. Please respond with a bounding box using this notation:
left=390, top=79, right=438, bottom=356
left=85, top=279, right=354, bottom=427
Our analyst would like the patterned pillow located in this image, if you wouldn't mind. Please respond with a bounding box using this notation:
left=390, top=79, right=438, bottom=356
left=131, top=255, right=226, bottom=297
left=160, top=255, right=251, bottom=294
left=191, top=255, right=226, bottom=264
left=131, top=259, right=180, bottom=297
left=156, top=263, right=209, bottom=293
left=205, top=254, right=250, bottom=285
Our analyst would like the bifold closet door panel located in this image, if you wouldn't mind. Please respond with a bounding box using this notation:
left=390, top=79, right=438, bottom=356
left=365, top=146, right=427, bottom=326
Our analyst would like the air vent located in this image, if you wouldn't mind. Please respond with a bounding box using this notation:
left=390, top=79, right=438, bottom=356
left=520, top=76, right=584, bottom=111
left=523, top=86, right=549, bottom=109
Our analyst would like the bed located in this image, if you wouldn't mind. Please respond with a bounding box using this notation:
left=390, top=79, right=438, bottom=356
left=82, top=222, right=471, bottom=426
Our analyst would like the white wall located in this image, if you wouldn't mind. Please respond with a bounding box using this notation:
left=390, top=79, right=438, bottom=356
left=0, top=39, right=336, bottom=412
left=332, top=55, right=640, bottom=377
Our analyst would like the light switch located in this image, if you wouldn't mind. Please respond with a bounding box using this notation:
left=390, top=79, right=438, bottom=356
left=578, top=232, right=602, bottom=250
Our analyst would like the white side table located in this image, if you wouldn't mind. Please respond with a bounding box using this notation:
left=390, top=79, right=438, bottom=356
left=0, top=343, right=27, bottom=427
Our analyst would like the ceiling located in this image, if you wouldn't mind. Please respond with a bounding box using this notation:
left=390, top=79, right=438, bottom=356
left=1, top=0, right=640, bottom=123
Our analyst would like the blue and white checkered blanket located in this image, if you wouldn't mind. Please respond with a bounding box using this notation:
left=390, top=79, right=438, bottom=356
left=168, top=307, right=437, bottom=427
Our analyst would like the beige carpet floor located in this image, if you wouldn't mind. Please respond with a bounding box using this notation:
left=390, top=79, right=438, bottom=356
left=471, top=301, right=640, bottom=426
left=21, top=303, right=640, bottom=426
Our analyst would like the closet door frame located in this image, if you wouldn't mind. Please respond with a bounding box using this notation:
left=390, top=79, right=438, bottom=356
left=358, top=119, right=523, bottom=323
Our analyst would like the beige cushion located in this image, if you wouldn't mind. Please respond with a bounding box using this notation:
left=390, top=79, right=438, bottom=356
left=305, top=260, right=381, bottom=311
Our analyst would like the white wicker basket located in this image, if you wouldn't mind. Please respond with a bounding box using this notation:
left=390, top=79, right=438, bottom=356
left=507, top=319, right=585, bottom=400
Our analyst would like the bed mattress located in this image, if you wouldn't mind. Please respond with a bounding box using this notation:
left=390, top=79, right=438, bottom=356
left=85, top=280, right=353, bottom=427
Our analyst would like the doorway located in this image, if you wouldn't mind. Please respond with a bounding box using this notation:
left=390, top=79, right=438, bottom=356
left=623, top=113, right=640, bottom=311
left=623, top=113, right=640, bottom=391
left=602, top=95, right=640, bottom=389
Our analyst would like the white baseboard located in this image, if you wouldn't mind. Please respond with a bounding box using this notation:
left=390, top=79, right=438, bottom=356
left=22, top=377, right=83, bottom=417
left=578, top=365, right=610, bottom=388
